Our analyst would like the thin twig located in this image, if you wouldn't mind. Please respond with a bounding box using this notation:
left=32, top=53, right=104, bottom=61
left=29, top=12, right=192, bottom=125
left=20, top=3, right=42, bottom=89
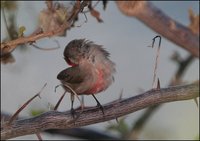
left=54, top=91, right=67, bottom=110
left=82, top=1, right=100, bottom=13
left=76, top=12, right=88, bottom=27
left=148, top=35, right=162, bottom=88
left=31, top=43, right=60, bottom=51
left=36, top=133, right=43, bottom=141
left=2, top=7, right=11, bottom=39
left=8, top=83, right=47, bottom=125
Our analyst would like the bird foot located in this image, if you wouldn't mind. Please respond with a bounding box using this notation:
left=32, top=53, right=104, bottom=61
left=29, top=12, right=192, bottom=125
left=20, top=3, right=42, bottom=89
left=97, top=103, right=104, bottom=115
left=70, top=108, right=82, bottom=125
left=71, top=108, right=76, bottom=119
left=70, top=106, right=84, bottom=123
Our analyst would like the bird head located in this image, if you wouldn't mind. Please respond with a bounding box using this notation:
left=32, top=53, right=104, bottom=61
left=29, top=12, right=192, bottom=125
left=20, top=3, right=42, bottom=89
left=63, top=39, right=111, bottom=67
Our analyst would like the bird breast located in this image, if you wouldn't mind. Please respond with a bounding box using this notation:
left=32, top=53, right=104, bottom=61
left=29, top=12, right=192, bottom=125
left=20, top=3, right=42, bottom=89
left=83, top=69, right=106, bottom=94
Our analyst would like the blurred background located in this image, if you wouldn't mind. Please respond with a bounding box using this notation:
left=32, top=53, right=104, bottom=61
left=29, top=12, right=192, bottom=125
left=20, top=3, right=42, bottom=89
left=1, top=1, right=199, bottom=140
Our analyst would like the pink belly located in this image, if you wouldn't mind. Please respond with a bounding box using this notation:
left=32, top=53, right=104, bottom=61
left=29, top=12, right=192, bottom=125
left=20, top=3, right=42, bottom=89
left=83, top=69, right=105, bottom=94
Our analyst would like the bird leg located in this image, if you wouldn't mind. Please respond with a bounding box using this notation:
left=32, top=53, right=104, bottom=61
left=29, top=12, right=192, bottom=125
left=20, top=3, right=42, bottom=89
left=69, top=93, right=85, bottom=121
left=92, top=94, right=104, bottom=115
left=64, top=84, right=84, bottom=109
left=70, top=93, right=85, bottom=123
left=70, top=93, right=76, bottom=118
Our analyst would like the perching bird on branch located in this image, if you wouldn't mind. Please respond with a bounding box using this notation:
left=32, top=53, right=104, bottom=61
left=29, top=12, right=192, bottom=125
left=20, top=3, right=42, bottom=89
left=57, top=39, right=116, bottom=115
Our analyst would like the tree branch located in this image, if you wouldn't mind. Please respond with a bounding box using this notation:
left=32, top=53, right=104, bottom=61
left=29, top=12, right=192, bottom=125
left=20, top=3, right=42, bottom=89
left=1, top=81, right=199, bottom=140
left=0, top=1, right=89, bottom=57
left=116, top=1, right=199, bottom=58
left=1, top=112, right=119, bottom=140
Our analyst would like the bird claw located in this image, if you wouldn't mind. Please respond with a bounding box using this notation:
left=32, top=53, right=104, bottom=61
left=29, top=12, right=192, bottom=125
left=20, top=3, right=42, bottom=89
left=97, top=103, right=104, bottom=115
left=70, top=107, right=83, bottom=124
left=71, top=108, right=76, bottom=119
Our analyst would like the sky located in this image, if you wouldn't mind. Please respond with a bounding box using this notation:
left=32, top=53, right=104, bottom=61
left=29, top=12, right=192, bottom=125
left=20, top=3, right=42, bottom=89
left=1, top=1, right=199, bottom=140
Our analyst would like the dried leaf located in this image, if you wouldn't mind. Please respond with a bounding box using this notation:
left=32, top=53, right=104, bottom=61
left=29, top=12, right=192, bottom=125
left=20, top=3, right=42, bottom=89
left=55, top=7, right=68, bottom=23
left=45, top=0, right=53, bottom=11
left=1, top=53, right=15, bottom=64
left=39, top=2, right=68, bottom=36
left=188, top=8, right=199, bottom=35
left=90, top=8, right=103, bottom=23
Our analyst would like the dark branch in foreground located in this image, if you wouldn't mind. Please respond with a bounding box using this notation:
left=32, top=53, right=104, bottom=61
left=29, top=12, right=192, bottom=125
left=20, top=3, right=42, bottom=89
left=1, top=112, right=119, bottom=140
left=1, top=81, right=199, bottom=140
left=45, top=128, right=119, bottom=140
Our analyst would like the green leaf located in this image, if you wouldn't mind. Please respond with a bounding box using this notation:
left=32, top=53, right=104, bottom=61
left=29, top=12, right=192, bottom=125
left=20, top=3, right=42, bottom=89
left=30, top=109, right=45, bottom=116
left=18, top=26, right=26, bottom=37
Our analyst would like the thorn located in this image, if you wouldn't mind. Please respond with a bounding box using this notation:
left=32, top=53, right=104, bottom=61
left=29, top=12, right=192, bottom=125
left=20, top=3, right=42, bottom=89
left=156, top=78, right=160, bottom=89
left=119, top=89, right=123, bottom=100
left=194, top=98, right=198, bottom=107
left=38, top=83, right=47, bottom=98
left=38, top=95, right=41, bottom=99
left=115, top=117, right=119, bottom=124
left=48, top=103, right=51, bottom=111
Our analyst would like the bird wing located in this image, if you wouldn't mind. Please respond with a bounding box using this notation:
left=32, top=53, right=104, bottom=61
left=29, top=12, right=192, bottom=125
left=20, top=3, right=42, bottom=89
left=57, top=66, right=84, bottom=84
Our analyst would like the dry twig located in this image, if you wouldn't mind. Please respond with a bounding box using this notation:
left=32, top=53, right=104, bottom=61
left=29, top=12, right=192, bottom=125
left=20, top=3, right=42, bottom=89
left=8, top=83, right=47, bottom=125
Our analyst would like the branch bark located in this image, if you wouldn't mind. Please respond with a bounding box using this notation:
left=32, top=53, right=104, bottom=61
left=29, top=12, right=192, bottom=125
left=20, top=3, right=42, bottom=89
left=1, top=81, right=199, bottom=140
left=116, top=1, right=199, bottom=58
left=1, top=112, right=119, bottom=140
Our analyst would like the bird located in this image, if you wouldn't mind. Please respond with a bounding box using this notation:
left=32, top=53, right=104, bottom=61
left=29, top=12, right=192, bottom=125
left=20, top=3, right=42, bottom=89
left=57, top=39, right=116, bottom=115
